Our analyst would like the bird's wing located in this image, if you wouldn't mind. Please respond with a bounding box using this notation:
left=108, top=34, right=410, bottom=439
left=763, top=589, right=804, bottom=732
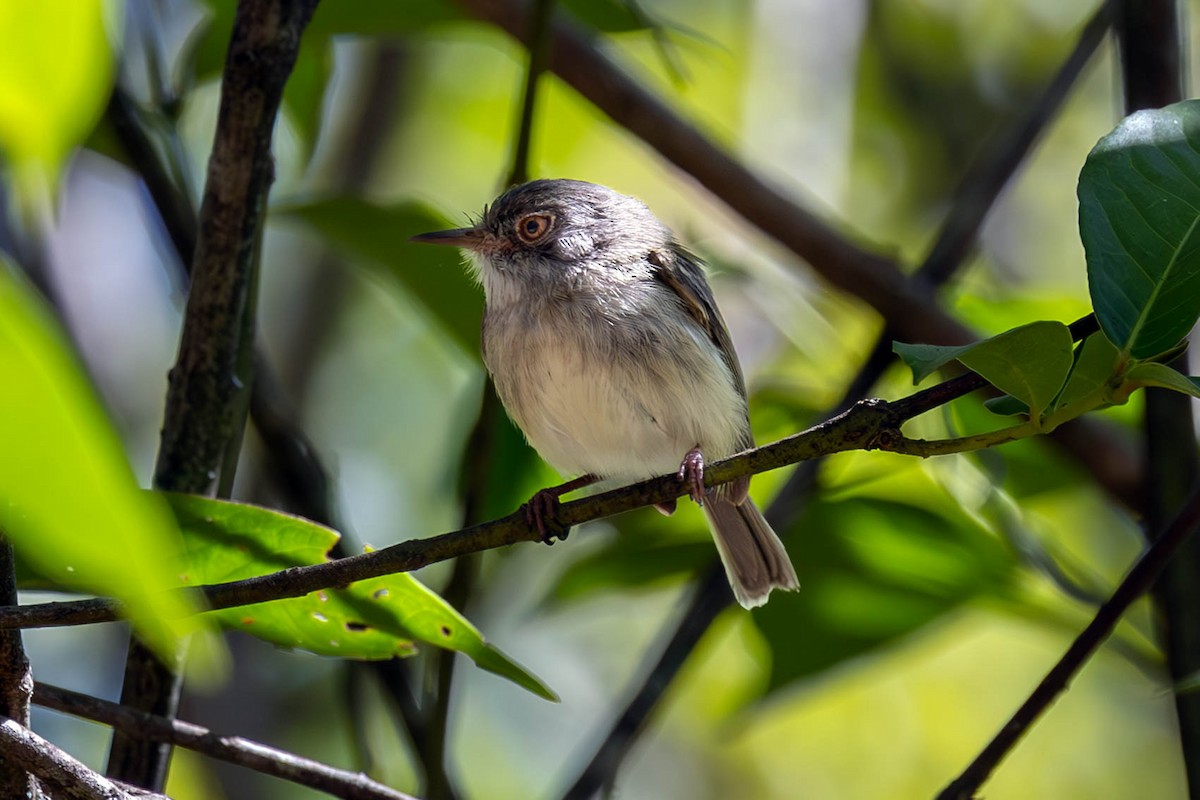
left=648, top=246, right=754, bottom=455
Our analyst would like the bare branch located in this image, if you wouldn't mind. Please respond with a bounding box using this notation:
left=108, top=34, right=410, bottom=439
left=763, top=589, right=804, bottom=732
left=0, top=535, right=37, bottom=798
left=0, top=391, right=972, bottom=632
left=34, top=684, right=418, bottom=800
left=454, top=0, right=970, bottom=347
left=0, top=716, right=157, bottom=800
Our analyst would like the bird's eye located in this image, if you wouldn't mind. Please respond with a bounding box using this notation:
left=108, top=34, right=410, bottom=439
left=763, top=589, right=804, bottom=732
left=515, top=213, right=553, bottom=243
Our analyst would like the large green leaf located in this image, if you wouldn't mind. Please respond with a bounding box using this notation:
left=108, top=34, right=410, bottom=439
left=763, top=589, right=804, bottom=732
left=167, top=493, right=555, bottom=700
left=1079, top=100, right=1200, bottom=359
left=755, top=495, right=1015, bottom=693
left=277, top=198, right=484, bottom=357
left=0, top=0, right=117, bottom=204
left=0, top=265, right=205, bottom=659
left=955, top=321, right=1073, bottom=419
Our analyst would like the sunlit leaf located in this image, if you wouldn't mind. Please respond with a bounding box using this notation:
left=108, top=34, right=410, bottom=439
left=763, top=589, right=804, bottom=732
left=1079, top=100, right=1200, bottom=359
left=955, top=321, right=1073, bottom=418
left=168, top=494, right=556, bottom=700
left=0, top=263, right=204, bottom=659
left=0, top=0, right=118, bottom=204
left=894, top=321, right=1074, bottom=417
left=277, top=197, right=484, bottom=357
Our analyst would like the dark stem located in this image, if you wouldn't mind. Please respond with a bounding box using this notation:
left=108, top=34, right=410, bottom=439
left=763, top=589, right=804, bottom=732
left=506, top=0, right=557, bottom=186
left=417, top=388, right=504, bottom=800
left=0, top=534, right=37, bottom=798
left=1, top=715, right=158, bottom=800
left=106, top=0, right=320, bottom=789
left=1115, top=0, right=1199, bottom=794
left=937, top=479, right=1200, bottom=800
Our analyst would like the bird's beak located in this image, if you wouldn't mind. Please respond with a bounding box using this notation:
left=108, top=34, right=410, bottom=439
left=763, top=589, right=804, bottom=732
left=410, top=227, right=484, bottom=249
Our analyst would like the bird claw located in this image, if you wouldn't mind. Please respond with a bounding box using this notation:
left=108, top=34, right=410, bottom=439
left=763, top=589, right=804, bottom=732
left=522, top=474, right=598, bottom=544
left=524, top=489, right=569, bottom=544
left=678, top=447, right=707, bottom=507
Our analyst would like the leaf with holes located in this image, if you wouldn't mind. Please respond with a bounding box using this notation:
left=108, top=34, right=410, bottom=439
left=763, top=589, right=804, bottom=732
left=168, top=494, right=555, bottom=700
left=1079, top=100, right=1200, bottom=359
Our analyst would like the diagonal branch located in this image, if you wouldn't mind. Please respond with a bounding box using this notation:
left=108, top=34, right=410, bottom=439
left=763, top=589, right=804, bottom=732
left=0, top=716, right=165, bottom=800
left=938, top=478, right=1200, bottom=800
left=454, top=0, right=967, bottom=347
left=0, top=363, right=1068, bottom=633
left=34, top=683, right=417, bottom=800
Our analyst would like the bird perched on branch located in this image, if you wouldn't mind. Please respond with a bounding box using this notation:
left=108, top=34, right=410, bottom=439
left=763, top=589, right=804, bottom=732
left=413, top=179, right=798, bottom=608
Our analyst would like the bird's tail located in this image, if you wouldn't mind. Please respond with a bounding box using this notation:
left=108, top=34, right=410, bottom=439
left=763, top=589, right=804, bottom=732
left=704, top=494, right=799, bottom=609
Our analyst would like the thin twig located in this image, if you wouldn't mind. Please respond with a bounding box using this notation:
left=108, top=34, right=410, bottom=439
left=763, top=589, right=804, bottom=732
left=505, top=0, right=557, bottom=186
left=938, top=479, right=1200, bottom=800
left=34, top=683, right=418, bottom=800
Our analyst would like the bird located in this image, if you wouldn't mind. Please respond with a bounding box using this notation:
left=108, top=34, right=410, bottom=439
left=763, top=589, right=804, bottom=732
left=412, top=179, right=798, bottom=608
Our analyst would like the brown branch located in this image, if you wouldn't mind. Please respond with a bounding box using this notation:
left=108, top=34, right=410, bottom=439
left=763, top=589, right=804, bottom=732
left=0, top=716, right=164, bottom=800
left=0, top=396, right=895, bottom=631
left=1115, top=0, right=1200, bottom=794
left=454, top=0, right=970, bottom=347
left=108, top=0, right=320, bottom=789
left=34, top=683, right=418, bottom=800
left=938, top=478, right=1200, bottom=800
left=0, top=535, right=36, bottom=798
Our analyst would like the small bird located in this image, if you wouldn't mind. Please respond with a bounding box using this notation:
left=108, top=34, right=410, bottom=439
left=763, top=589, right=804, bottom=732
left=413, top=179, right=798, bottom=608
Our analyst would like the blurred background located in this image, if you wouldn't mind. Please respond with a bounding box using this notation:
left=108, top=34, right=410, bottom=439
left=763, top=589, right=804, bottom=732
left=5, top=0, right=1199, bottom=797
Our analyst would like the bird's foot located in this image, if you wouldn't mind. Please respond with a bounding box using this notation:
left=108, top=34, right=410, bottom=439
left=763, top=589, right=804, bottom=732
left=677, top=447, right=707, bottom=507
left=522, top=474, right=598, bottom=544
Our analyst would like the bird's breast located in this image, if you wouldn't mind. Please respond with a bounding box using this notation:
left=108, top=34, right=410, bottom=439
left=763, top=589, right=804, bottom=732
left=481, top=290, right=748, bottom=482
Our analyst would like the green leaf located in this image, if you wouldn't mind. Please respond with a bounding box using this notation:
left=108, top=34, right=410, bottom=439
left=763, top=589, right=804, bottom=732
left=277, top=198, right=484, bottom=357
left=550, top=532, right=712, bottom=602
left=892, top=340, right=975, bottom=384
left=1123, top=362, right=1200, bottom=399
left=755, top=495, right=1015, bottom=693
left=0, top=264, right=206, bottom=659
left=0, top=0, right=116, bottom=205
left=894, top=321, right=1074, bottom=418
left=955, top=321, right=1074, bottom=418
left=1079, top=100, right=1200, bottom=359
left=167, top=494, right=555, bottom=700
left=982, top=395, right=1028, bottom=417
left=562, top=0, right=656, bottom=32
left=281, top=36, right=332, bottom=165
left=1054, top=333, right=1119, bottom=410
